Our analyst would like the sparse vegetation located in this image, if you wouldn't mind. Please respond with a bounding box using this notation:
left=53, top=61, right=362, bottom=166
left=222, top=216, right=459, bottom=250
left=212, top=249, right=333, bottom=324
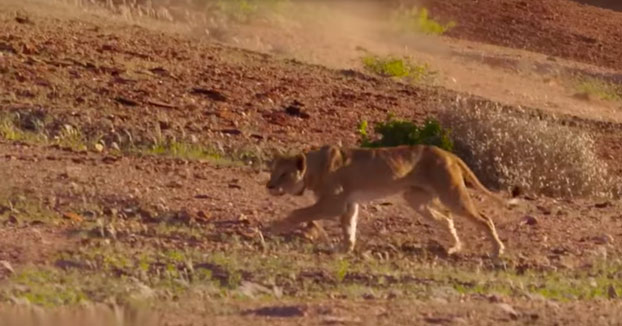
left=0, top=114, right=46, bottom=144
left=438, top=97, right=617, bottom=198
left=358, top=115, right=454, bottom=152
left=574, top=76, right=622, bottom=102
left=2, top=0, right=622, bottom=323
left=54, top=124, right=87, bottom=152
left=211, top=0, right=290, bottom=23
left=391, top=5, right=456, bottom=36
left=147, top=140, right=222, bottom=161
left=361, top=55, right=435, bottom=83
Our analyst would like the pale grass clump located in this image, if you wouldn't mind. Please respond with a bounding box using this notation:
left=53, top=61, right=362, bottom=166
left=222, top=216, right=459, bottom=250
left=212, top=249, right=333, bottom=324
left=0, top=303, right=158, bottom=326
left=438, top=97, right=615, bottom=198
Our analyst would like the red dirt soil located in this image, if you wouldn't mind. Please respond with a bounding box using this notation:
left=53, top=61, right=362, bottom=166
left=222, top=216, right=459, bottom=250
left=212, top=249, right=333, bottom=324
left=425, top=0, right=622, bottom=71
left=1, top=0, right=622, bottom=324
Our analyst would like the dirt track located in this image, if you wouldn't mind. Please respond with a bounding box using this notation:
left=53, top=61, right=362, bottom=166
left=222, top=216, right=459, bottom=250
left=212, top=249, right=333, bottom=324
left=1, top=0, right=622, bottom=325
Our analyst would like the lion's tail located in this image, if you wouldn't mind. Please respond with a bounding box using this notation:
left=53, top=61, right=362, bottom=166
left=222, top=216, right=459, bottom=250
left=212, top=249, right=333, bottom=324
left=452, top=153, right=507, bottom=207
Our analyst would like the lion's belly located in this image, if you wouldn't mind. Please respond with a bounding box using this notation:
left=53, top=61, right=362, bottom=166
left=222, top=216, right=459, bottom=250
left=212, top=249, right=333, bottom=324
left=347, top=187, right=404, bottom=203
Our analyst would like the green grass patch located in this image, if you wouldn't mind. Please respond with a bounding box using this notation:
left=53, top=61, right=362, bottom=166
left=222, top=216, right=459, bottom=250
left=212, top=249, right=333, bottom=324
left=574, top=77, right=622, bottom=102
left=358, top=115, right=454, bottom=151
left=0, top=115, right=46, bottom=144
left=3, top=232, right=622, bottom=306
left=0, top=192, right=59, bottom=224
left=146, top=140, right=222, bottom=161
left=361, top=55, right=434, bottom=83
left=391, top=6, right=456, bottom=36
left=1, top=266, right=129, bottom=307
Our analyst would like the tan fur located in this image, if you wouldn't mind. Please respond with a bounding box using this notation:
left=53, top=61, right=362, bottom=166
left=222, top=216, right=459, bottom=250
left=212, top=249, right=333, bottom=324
left=266, top=145, right=507, bottom=257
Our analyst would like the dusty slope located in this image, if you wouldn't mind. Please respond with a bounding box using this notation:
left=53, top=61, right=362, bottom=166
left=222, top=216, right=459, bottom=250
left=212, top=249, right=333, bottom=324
left=0, top=0, right=622, bottom=325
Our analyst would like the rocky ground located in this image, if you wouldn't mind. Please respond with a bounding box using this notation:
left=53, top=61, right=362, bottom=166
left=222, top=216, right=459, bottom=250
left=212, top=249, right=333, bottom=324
left=0, top=0, right=621, bottom=325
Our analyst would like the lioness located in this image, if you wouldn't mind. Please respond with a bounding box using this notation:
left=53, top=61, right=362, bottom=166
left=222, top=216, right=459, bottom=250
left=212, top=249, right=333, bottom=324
left=266, top=145, right=507, bottom=257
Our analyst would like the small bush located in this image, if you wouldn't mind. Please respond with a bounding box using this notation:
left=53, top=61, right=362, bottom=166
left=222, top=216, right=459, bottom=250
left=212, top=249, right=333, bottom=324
left=362, top=55, right=434, bottom=83
left=148, top=140, right=221, bottom=161
left=574, top=77, right=622, bottom=102
left=438, top=97, right=616, bottom=198
left=358, top=115, right=454, bottom=152
left=391, top=6, right=456, bottom=36
left=214, top=0, right=290, bottom=23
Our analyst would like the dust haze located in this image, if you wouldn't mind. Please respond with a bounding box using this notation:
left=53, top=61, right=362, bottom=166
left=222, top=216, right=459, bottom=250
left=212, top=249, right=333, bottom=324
left=53, top=0, right=455, bottom=71
left=30, top=0, right=622, bottom=123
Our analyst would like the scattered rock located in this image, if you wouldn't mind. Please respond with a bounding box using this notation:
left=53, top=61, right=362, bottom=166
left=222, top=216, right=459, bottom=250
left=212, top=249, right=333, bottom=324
left=593, top=234, right=614, bottom=245
left=114, top=96, right=139, bottom=106
left=594, top=201, right=611, bottom=208
left=102, top=156, right=120, bottom=164
left=386, top=289, right=403, bottom=299
left=284, top=100, right=310, bottom=119
left=228, top=183, right=242, bottom=190
left=536, top=205, right=551, bottom=215
left=93, top=143, right=104, bottom=153
left=430, top=286, right=459, bottom=301
left=103, top=207, right=118, bottom=217
left=238, top=281, right=273, bottom=298
left=166, top=181, right=183, bottom=188
left=0, top=260, right=15, bottom=275
left=521, top=215, right=539, bottom=226
left=0, top=42, right=17, bottom=54
left=146, top=99, right=177, bottom=109
left=507, top=198, right=521, bottom=208
left=129, top=281, right=157, bottom=301
left=7, top=215, right=19, bottom=225
left=62, top=212, right=84, bottom=223
left=220, top=128, right=242, bottom=136
left=196, top=210, right=209, bottom=220
left=246, top=305, right=306, bottom=318
left=322, top=315, right=362, bottom=324
left=55, top=259, right=88, bottom=270
left=497, top=303, right=519, bottom=320
left=608, top=285, right=618, bottom=299
left=573, top=92, right=592, bottom=101
left=190, top=88, right=227, bottom=101
left=487, top=294, right=505, bottom=303
left=424, top=316, right=454, bottom=325
left=15, top=15, right=33, bottom=25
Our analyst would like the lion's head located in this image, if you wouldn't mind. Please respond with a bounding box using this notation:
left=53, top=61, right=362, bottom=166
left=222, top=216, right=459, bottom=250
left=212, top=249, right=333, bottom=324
left=266, top=153, right=307, bottom=196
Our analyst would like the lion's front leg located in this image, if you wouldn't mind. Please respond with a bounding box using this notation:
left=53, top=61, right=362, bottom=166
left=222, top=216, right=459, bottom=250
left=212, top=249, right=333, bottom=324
left=269, top=195, right=347, bottom=235
left=339, top=203, right=359, bottom=253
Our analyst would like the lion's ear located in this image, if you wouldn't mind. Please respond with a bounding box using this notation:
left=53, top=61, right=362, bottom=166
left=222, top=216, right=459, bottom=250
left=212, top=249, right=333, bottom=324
left=295, top=154, right=306, bottom=173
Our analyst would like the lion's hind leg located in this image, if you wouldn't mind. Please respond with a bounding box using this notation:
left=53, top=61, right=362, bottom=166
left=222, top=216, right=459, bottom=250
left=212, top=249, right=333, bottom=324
left=435, top=179, right=505, bottom=257
left=403, top=188, right=463, bottom=255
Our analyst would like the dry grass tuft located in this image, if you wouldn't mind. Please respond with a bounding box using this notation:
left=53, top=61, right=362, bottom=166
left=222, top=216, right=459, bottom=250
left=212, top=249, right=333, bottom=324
left=438, top=97, right=616, bottom=198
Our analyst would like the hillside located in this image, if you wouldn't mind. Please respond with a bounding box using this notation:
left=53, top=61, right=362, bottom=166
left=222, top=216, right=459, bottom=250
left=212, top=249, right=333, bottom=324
left=1, top=0, right=622, bottom=325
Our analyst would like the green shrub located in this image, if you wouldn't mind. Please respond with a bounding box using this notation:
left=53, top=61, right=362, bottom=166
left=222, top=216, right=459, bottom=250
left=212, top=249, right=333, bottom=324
left=574, top=77, right=622, bottom=102
left=362, top=55, right=434, bottom=83
left=358, top=115, right=453, bottom=152
left=391, top=6, right=456, bottom=36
